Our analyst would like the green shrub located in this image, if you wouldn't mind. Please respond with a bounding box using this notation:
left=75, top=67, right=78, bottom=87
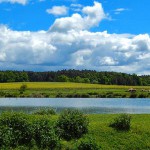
left=56, top=93, right=63, bottom=98
left=33, top=108, right=56, bottom=115
left=88, top=92, right=98, bottom=95
left=0, top=91, right=6, bottom=97
left=32, top=118, right=60, bottom=149
left=77, top=138, right=100, bottom=150
left=129, top=93, right=137, bottom=98
left=19, top=84, right=27, bottom=94
left=0, top=126, right=14, bottom=148
left=30, top=93, right=44, bottom=98
left=80, top=94, right=90, bottom=98
left=122, top=94, right=127, bottom=98
left=138, top=93, right=147, bottom=98
left=56, top=109, right=89, bottom=140
left=109, top=114, right=131, bottom=131
left=11, top=145, right=31, bottom=150
left=0, top=112, right=32, bottom=147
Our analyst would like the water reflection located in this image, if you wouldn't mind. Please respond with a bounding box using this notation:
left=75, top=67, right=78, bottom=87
left=0, top=98, right=150, bottom=114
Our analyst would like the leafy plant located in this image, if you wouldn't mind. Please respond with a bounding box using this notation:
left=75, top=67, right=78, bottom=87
left=77, top=138, right=100, bottom=150
left=33, top=108, right=56, bottom=115
left=129, top=93, right=137, bottom=98
left=56, top=109, right=89, bottom=140
left=0, top=126, right=14, bottom=148
left=109, top=114, right=131, bottom=131
left=0, top=112, right=32, bottom=147
left=32, top=118, right=60, bottom=149
left=19, top=84, right=27, bottom=94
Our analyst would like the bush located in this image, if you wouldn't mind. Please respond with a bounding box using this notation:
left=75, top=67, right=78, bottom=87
left=33, top=108, right=56, bottom=115
left=109, top=114, right=131, bottom=131
left=0, top=126, right=14, bottom=148
left=138, top=93, right=147, bottom=98
left=32, top=118, right=60, bottom=149
left=0, top=112, right=32, bottom=147
left=19, top=84, right=27, bottom=94
left=129, top=93, right=137, bottom=98
left=0, top=91, right=6, bottom=97
left=80, top=94, right=90, bottom=98
left=56, top=109, right=89, bottom=140
left=77, top=138, right=100, bottom=150
left=30, top=93, right=44, bottom=98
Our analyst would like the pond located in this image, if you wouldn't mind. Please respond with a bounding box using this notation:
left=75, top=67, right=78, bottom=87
left=0, top=98, right=150, bottom=114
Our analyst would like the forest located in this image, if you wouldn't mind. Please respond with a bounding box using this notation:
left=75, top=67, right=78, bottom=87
left=0, top=70, right=149, bottom=86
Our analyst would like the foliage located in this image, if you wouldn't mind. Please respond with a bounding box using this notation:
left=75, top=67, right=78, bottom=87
left=0, top=71, right=28, bottom=82
left=109, top=114, right=131, bottom=131
left=0, top=113, right=150, bottom=149
left=77, top=138, right=100, bottom=150
left=32, top=117, right=60, bottom=149
left=0, top=112, right=33, bottom=147
left=1, top=69, right=149, bottom=85
left=19, top=84, right=27, bottom=94
left=33, top=108, right=56, bottom=115
left=56, top=109, right=89, bottom=140
left=0, top=126, right=14, bottom=148
left=57, top=75, right=70, bottom=82
left=129, top=93, right=137, bottom=98
left=138, top=93, right=147, bottom=98
left=0, top=112, right=60, bottom=149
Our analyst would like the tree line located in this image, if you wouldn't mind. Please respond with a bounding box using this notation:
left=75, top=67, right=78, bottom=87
left=0, top=70, right=149, bottom=85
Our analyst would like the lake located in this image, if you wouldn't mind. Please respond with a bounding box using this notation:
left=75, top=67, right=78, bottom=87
left=0, top=98, right=150, bottom=114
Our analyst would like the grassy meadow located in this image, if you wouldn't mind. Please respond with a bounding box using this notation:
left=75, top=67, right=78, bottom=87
left=62, top=114, right=150, bottom=150
left=0, top=112, right=150, bottom=150
left=0, top=82, right=150, bottom=98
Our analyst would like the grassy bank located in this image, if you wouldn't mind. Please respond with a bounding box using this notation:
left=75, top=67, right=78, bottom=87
left=0, top=112, right=150, bottom=150
left=0, top=82, right=150, bottom=98
left=87, top=114, right=150, bottom=150
left=62, top=114, right=150, bottom=149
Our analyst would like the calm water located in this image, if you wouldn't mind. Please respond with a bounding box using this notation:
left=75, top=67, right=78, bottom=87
left=0, top=98, right=150, bottom=114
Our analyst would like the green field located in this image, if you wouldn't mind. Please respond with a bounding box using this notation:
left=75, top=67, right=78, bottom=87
left=0, top=82, right=150, bottom=98
left=61, top=114, right=150, bottom=150
left=86, top=114, right=150, bottom=150
left=0, top=82, right=150, bottom=89
left=0, top=113, right=150, bottom=150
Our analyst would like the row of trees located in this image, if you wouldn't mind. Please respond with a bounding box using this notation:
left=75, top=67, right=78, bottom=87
left=0, top=70, right=149, bottom=85
left=0, top=71, right=29, bottom=82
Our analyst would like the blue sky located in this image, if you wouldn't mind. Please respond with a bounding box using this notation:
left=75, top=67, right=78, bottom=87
left=1, top=0, right=150, bottom=34
left=0, top=0, right=150, bottom=74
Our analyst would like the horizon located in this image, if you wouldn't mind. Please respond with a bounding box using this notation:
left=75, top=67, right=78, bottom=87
left=0, top=0, right=150, bottom=75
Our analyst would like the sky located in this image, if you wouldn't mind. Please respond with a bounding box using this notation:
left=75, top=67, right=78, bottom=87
left=0, top=0, right=150, bottom=74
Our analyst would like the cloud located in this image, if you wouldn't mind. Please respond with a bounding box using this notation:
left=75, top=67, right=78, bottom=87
left=71, top=3, right=83, bottom=12
left=46, top=6, right=68, bottom=16
left=0, top=2, right=150, bottom=74
left=99, top=56, right=118, bottom=65
left=0, top=0, right=27, bottom=5
left=50, top=1, right=106, bottom=32
left=114, top=8, right=128, bottom=14
left=71, top=4, right=83, bottom=8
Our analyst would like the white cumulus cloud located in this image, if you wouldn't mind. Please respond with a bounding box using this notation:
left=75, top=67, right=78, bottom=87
left=0, top=2, right=150, bottom=74
left=46, top=6, right=68, bottom=16
left=50, top=1, right=106, bottom=32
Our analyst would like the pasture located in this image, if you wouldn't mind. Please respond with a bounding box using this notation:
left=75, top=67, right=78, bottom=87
left=0, top=82, right=150, bottom=98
